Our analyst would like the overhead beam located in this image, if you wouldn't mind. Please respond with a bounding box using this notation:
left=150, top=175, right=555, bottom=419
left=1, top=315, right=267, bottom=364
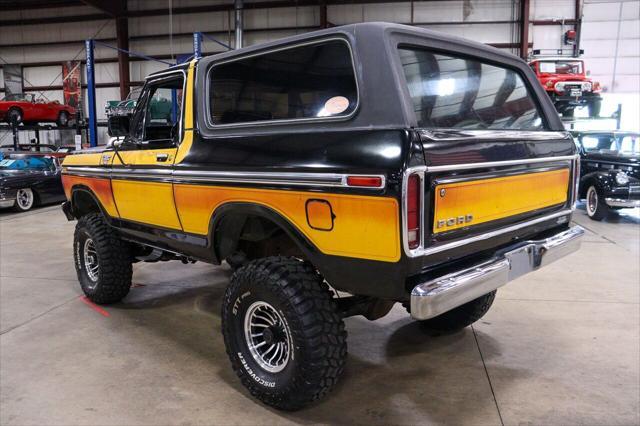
left=80, top=0, right=125, bottom=16
left=1, top=0, right=82, bottom=11
left=0, top=0, right=459, bottom=26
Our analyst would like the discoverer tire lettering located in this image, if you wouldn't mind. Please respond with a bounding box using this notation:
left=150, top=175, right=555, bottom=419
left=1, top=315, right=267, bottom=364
left=221, top=256, right=347, bottom=411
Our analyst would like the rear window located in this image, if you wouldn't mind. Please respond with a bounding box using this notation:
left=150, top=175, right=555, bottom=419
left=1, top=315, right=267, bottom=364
left=398, top=48, right=544, bottom=130
left=209, top=40, right=357, bottom=125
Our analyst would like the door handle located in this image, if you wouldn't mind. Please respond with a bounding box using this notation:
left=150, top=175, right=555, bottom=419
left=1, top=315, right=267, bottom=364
left=156, top=153, right=169, bottom=162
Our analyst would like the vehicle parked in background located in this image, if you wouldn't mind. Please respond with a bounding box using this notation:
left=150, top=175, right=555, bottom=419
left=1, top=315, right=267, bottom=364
left=0, top=143, right=58, bottom=153
left=529, top=57, right=602, bottom=118
left=0, top=144, right=76, bottom=159
left=0, top=154, right=65, bottom=212
left=572, top=131, right=640, bottom=220
left=105, top=87, right=174, bottom=121
left=60, top=23, right=584, bottom=410
left=0, top=93, right=76, bottom=127
left=105, top=88, right=141, bottom=117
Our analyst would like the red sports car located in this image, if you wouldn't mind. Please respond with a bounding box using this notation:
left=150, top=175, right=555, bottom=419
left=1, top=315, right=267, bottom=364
left=0, top=93, right=76, bottom=127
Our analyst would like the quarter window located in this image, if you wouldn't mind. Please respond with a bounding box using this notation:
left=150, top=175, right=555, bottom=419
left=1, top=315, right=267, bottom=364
left=398, top=48, right=544, bottom=130
left=209, top=40, right=357, bottom=125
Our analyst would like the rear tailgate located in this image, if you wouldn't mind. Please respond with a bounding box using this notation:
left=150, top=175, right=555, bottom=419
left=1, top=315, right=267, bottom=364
left=406, top=129, right=578, bottom=260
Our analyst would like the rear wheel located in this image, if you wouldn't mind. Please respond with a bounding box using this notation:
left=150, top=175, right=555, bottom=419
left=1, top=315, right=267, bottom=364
left=222, top=257, right=347, bottom=411
left=418, top=291, right=497, bottom=332
left=13, top=188, right=35, bottom=212
left=588, top=98, right=602, bottom=118
left=57, top=111, right=70, bottom=127
left=561, top=107, right=575, bottom=118
left=74, top=213, right=133, bottom=304
left=585, top=185, right=609, bottom=221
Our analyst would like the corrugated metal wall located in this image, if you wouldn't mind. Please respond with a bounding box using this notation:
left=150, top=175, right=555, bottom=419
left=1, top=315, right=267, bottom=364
left=0, top=0, right=635, bottom=123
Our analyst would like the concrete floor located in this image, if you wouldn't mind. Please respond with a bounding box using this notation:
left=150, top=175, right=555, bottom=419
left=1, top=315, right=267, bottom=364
left=0, top=205, right=638, bottom=426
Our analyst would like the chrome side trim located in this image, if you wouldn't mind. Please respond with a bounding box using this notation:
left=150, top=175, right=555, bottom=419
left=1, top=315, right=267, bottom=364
left=605, top=198, right=640, bottom=208
left=63, top=166, right=386, bottom=190
left=418, top=129, right=571, bottom=142
left=426, top=155, right=578, bottom=172
left=410, top=225, right=585, bottom=320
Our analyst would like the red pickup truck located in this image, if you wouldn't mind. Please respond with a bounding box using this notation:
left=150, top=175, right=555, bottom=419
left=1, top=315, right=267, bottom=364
left=0, top=93, right=75, bottom=127
left=529, top=57, right=602, bottom=118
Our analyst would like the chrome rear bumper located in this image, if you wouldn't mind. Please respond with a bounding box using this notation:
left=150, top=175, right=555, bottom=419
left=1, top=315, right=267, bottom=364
left=410, top=225, right=585, bottom=320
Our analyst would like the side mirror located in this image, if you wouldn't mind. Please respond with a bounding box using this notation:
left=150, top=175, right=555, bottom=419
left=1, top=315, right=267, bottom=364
left=586, top=70, right=591, bottom=76
left=107, top=115, right=130, bottom=137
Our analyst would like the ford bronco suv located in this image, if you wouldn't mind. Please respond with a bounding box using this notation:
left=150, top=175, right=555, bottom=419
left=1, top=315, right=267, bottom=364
left=528, top=56, right=602, bottom=118
left=61, top=23, right=584, bottom=410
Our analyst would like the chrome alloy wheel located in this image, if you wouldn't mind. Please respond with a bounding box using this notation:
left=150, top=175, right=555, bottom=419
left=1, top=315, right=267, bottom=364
left=83, top=238, right=100, bottom=285
left=243, top=301, right=292, bottom=373
left=586, top=186, right=598, bottom=216
left=16, top=188, right=34, bottom=210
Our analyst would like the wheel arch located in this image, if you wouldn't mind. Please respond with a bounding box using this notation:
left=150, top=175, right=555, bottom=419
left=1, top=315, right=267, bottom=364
left=69, top=185, right=110, bottom=221
left=579, top=171, right=611, bottom=198
left=208, top=202, right=320, bottom=265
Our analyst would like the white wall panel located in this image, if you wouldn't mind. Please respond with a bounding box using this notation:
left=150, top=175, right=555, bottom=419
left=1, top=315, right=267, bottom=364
left=532, top=0, right=575, bottom=19
left=583, top=2, right=624, bottom=21
left=0, top=20, right=114, bottom=45
left=621, top=1, right=640, bottom=19
left=23, top=66, right=63, bottom=87
left=418, top=23, right=515, bottom=43
left=95, top=63, right=119, bottom=84
left=582, top=0, right=639, bottom=94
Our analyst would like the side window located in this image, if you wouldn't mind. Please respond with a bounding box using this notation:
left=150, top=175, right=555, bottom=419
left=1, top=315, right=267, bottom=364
left=208, top=40, right=357, bottom=125
left=398, top=48, right=544, bottom=131
left=130, top=75, right=184, bottom=146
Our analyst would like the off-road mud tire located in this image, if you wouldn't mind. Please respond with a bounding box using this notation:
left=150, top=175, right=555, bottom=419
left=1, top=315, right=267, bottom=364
left=74, top=213, right=132, bottom=304
left=221, top=256, right=347, bottom=411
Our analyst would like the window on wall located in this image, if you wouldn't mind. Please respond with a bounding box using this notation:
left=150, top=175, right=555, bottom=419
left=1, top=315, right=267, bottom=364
left=398, top=48, right=545, bottom=131
left=208, top=40, right=358, bottom=125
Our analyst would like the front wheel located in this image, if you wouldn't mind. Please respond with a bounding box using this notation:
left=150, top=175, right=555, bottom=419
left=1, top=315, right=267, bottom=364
left=585, top=185, right=609, bottom=221
left=418, top=291, right=497, bottom=332
left=222, top=257, right=347, bottom=411
left=74, top=213, right=133, bottom=304
left=6, top=108, right=22, bottom=126
left=13, top=188, right=35, bottom=212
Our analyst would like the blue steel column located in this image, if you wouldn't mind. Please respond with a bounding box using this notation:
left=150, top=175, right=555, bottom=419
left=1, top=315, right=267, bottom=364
left=85, top=39, right=98, bottom=147
left=193, top=32, right=202, bottom=59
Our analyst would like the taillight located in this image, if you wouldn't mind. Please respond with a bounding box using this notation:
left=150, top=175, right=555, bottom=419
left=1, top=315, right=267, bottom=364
left=407, top=174, right=421, bottom=249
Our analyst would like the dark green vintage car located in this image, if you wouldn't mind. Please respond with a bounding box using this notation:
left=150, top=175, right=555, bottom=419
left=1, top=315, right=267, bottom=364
left=105, top=87, right=174, bottom=121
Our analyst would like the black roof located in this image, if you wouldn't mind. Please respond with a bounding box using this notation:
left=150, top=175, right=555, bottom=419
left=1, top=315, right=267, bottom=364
left=151, top=21, right=564, bottom=135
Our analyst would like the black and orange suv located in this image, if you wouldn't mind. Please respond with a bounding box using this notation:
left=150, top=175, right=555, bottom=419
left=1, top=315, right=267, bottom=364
left=61, top=23, right=584, bottom=410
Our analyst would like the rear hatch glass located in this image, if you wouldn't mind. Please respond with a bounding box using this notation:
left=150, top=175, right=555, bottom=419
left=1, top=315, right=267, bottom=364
left=398, top=48, right=544, bottom=131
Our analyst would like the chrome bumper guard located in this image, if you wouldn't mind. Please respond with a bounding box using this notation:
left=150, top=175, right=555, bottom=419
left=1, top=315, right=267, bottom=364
left=0, top=198, right=16, bottom=209
left=410, top=225, right=585, bottom=320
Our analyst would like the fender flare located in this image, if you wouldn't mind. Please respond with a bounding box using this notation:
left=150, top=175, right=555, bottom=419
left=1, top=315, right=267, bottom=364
left=579, top=171, right=612, bottom=198
left=207, top=202, right=320, bottom=264
left=69, top=185, right=111, bottom=221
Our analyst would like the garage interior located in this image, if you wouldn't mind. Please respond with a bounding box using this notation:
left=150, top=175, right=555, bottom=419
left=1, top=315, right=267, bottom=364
left=1, top=1, right=639, bottom=425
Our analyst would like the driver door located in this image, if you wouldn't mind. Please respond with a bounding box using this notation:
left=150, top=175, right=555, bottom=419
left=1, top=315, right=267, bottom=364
left=111, top=72, right=184, bottom=230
